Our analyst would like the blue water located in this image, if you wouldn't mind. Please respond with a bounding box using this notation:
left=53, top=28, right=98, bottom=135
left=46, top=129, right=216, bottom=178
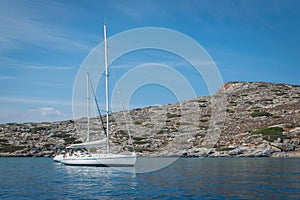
left=0, top=157, right=299, bottom=199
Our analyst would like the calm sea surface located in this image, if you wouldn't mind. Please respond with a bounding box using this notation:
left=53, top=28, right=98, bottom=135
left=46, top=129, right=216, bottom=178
left=0, top=157, right=299, bottom=199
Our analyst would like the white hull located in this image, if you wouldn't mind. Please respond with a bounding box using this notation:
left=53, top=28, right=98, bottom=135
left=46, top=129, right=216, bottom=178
left=53, top=154, right=64, bottom=162
left=61, top=153, right=137, bottom=167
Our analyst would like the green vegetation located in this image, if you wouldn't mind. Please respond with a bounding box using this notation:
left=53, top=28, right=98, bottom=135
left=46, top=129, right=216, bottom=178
left=226, top=109, right=235, bottom=113
left=31, top=126, right=51, bottom=133
left=215, top=146, right=235, bottom=152
left=6, top=123, right=18, bottom=126
left=133, top=121, right=142, bottom=125
left=133, top=136, right=147, bottom=141
left=176, top=122, right=192, bottom=126
left=199, top=119, right=209, bottom=123
left=252, top=127, right=283, bottom=135
left=251, top=106, right=262, bottom=110
left=51, top=132, right=76, bottom=144
left=0, top=139, right=8, bottom=143
left=229, top=101, right=237, bottom=106
left=52, top=133, right=71, bottom=138
left=250, top=111, right=271, bottom=117
left=275, top=92, right=287, bottom=96
left=134, top=147, right=155, bottom=152
left=0, top=144, right=25, bottom=153
left=134, top=140, right=149, bottom=145
left=64, top=137, right=77, bottom=144
left=43, top=143, right=53, bottom=149
left=197, top=100, right=208, bottom=103
left=272, top=115, right=282, bottom=119
left=156, top=130, right=164, bottom=135
left=251, top=127, right=284, bottom=142
left=166, top=112, right=181, bottom=118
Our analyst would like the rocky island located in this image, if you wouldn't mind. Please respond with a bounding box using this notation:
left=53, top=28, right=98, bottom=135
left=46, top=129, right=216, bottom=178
left=0, top=81, right=299, bottom=158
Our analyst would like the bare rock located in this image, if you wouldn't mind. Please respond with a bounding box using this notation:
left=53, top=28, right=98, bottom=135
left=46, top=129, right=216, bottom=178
left=0, top=82, right=299, bottom=157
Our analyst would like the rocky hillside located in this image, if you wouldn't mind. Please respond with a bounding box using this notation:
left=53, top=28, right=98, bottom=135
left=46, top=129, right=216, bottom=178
left=0, top=81, right=299, bottom=157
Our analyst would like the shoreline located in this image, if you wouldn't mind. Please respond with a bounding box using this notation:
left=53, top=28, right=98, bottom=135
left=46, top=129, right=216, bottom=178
left=1, top=152, right=300, bottom=158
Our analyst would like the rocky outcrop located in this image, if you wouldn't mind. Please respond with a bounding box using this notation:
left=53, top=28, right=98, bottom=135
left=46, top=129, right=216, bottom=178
left=0, top=120, right=79, bottom=157
left=0, top=81, right=299, bottom=157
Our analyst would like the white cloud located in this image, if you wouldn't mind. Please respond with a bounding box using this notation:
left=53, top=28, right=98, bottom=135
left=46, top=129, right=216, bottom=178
left=29, top=107, right=67, bottom=117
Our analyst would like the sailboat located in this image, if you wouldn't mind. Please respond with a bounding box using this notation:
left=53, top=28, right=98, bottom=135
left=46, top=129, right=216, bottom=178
left=59, top=24, right=137, bottom=167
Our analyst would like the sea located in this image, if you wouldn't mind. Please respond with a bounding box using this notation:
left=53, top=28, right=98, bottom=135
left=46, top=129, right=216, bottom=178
left=0, top=157, right=299, bottom=199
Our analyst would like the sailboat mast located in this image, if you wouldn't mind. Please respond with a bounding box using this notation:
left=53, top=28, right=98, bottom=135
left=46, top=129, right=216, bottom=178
left=86, top=72, right=90, bottom=144
left=104, top=24, right=110, bottom=154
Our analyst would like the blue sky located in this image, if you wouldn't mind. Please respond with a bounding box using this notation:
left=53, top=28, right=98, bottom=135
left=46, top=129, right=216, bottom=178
left=0, top=0, right=299, bottom=123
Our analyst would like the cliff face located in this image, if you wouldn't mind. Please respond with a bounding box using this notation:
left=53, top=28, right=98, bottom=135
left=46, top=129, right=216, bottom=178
left=0, top=81, right=299, bottom=157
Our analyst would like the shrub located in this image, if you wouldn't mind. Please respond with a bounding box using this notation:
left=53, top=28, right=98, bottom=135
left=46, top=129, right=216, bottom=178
left=64, top=137, right=77, bottom=144
left=226, top=109, right=235, bottom=113
left=251, top=127, right=284, bottom=142
left=252, top=127, right=283, bottom=135
left=52, top=133, right=72, bottom=138
left=133, top=136, right=147, bottom=141
left=200, top=119, right=209, bottom=123
left=0, top=139, right=8, bottom=143
left=176, top=122, right=192, bottom=126
left=134, top=140, right=149, bottom=145
left=166, top=113, right=181, bottom=118
left=272, top=115, right=282, bottom=119
left=134, top=147, right=154, bottom=152
left=134, top=121, right=142, bottom=125
left=176, top=122, right=181, bottom=126
left=197, top=100, right=208, bottom=103
left=250, top=111, right=271, bottom=117
left=0, top=144, right=25, bottom=153
left=31, top=126, right=51, bottom=132
left=215, top=147, right=235, bottom=152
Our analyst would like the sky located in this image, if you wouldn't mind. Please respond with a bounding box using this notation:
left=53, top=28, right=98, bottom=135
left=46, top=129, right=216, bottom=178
left=0, top=0, right=299, bottom=124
